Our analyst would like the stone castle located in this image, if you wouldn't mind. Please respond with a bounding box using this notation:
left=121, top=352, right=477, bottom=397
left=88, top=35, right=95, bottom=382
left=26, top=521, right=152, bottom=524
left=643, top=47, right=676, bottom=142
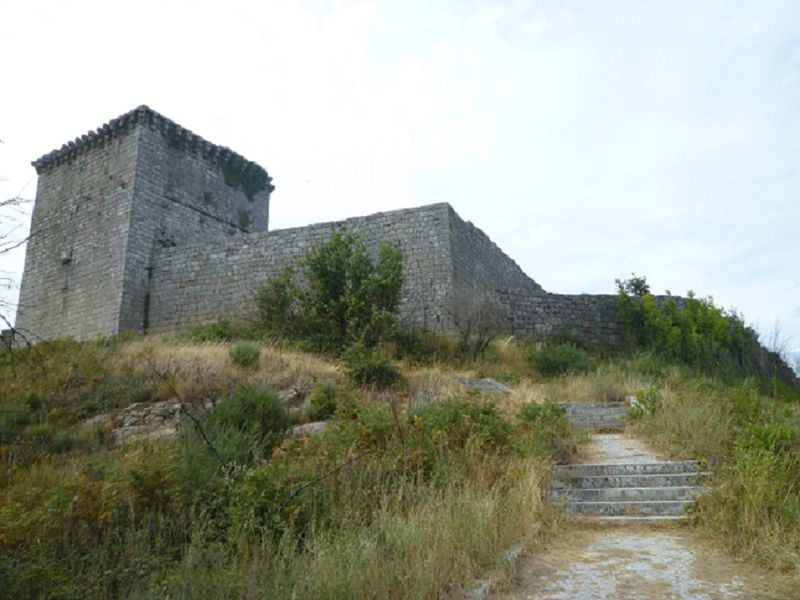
left=13, top=106, right=642, bottom=345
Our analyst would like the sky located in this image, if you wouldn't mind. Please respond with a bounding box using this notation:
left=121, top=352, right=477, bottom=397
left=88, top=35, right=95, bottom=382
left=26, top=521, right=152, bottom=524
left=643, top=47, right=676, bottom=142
left=1, top=0, right=798, bottom=365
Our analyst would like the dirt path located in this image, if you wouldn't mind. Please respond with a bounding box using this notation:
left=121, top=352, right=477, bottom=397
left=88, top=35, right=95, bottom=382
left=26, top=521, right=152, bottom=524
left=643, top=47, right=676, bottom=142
left=572, top=432, right=667, bottom=464
left=491, top=433, right=798, bottom=599
left=494, top=525, right=791, bottom=599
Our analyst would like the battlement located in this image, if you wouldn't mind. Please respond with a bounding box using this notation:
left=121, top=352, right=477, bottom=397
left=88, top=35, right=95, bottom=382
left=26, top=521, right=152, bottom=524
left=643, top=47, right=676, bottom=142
left=32, top=105, right=274, bottom=199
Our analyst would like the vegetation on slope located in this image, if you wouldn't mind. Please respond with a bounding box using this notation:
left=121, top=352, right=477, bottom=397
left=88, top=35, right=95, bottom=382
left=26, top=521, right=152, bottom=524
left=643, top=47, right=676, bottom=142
left=2, top=241, right=798, bottom=598
left=0, top=336, right=576, bottom=599
left=615, top=275, right=800, bottom=568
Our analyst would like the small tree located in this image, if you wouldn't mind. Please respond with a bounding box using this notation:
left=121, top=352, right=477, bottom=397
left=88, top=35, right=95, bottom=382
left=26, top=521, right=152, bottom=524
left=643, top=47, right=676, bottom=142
left=453, top=290, right=507, bottom=360
left=257, top=231, right=403, bottom=354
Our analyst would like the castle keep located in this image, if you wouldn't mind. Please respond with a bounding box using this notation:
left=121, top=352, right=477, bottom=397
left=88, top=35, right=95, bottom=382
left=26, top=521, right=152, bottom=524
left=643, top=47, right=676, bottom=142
left=16, top=106, right=624, bottom=345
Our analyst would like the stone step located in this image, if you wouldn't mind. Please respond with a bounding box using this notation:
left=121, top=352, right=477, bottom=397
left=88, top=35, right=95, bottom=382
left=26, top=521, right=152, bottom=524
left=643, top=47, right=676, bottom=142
left=569, top=419, right=626, bottom=429
left=569, top=413, right=628, bottom=420
left=567, top=413, right=625, bottom=423
left=563, top=404, right=629, bottom=411
left=560, top=402, right=631, bottom=431
left=592, top=515, right=688, bottom=524
left=553, top=460, right=703, bottom=477
left=565, top=500, right=692, bottom=517
left=568, top=413, right=628, bottom=420
left=561, top=402, right=629, bottom=408
left=550, top=485, right=706, bottom=502
left=550, top=472, right=709, bottom=490
left=570, top=412, right=627, bottom=417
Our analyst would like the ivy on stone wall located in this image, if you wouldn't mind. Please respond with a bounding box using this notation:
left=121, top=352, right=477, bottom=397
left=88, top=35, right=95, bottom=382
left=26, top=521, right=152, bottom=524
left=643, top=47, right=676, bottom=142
left=222, top=155, right=269, bottom=201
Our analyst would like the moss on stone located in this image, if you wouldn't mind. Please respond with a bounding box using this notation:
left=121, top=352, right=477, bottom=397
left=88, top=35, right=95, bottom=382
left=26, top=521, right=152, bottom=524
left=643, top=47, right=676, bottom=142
left=222, top=154, right=269, bottom=201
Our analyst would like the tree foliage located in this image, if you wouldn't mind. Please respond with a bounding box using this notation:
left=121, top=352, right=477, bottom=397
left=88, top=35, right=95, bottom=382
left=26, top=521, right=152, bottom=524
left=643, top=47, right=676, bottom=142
left=616, top=274, right=756, bottom=373
left=257, top=231, right=403, bottom=355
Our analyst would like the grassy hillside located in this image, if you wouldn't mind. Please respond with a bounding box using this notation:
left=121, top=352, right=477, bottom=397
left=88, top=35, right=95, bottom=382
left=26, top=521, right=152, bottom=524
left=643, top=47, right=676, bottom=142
left=1, top=332, right=798, bottom=598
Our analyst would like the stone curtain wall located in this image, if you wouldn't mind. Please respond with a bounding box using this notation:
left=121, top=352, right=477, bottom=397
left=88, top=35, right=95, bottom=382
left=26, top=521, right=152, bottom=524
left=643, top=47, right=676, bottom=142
left=508, top=293, right=624, bottom=348
left=447, top=206, right=546, bottom=330
left=444, top=207, right=624, bottom=347
left=15, top=130, right=141, bottom=340
left=147, top=204, right=454, bottom=333
left=118, top=111, right=272, bottom=333
left=147, top=201, right=629, bottom=349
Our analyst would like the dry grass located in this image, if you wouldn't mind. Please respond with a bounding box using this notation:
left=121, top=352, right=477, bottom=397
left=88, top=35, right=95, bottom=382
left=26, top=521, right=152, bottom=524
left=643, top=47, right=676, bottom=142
left=404, top=368, right=462, bottom=404
left=495, top=364, right=653, bottom=417
left=114, top=336, right=341, bottom=403
left=163, top=456, right=549, bottom=600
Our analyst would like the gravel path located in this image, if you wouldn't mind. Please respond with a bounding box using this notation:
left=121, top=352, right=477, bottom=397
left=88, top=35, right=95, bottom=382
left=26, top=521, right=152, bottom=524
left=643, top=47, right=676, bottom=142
left=573, top=432, right=666, bottom=464
left=493, top=526, right=790, bottom=600
left=491, top=433, right=797, bottom=599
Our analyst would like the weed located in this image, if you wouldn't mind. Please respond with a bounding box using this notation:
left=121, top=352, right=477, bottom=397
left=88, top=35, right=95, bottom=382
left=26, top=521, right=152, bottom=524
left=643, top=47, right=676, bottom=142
left=306, top=381, right=341, bottom=421
left=183, top=320, right=243, bottom=342
left=341, top=347, right=404, bottom=389
left=228, top=342, right=261, bottom=368
left=527, top=342, right=597, bottom=376
left=517, top=401, right=572, bottom=461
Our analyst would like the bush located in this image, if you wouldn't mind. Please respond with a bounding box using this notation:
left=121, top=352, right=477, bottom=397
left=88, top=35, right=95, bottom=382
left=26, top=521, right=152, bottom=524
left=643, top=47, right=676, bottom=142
left=228, top=342, right=261, bottom=367
left=306, top=381, right=341, bottom=421
left=257, top=232, right=403, bottom=354
left=517, top=401, right=571, bottom=460
left=341, top=347, right=403, bottom=389
left=184, top=320, right=250, bottom=342
left=614, top=274, right=789, bottom=383
left=394, top=331, right=464, bottom=366
left=256, top=268, right=297, bottom=339
left=411, top=395, right=511, bottom=452
left=527, top=342, right=597, bottom=376
left=211, top=385, right=287, bottom=436
left=186, top=385, right=289, bottom=470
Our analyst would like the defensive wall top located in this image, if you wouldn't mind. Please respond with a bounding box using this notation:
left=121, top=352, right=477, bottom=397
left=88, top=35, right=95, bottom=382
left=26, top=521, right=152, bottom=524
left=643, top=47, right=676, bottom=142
left=31, top=105, right=274, bottom=195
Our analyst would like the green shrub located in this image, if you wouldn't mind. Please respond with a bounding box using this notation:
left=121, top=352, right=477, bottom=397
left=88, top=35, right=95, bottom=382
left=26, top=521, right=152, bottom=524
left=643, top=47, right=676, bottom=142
left=517, top=401, right=571, bottom=460
left=341, top=347, right=403, bottom=388
left=256, top=267, right=297, bottom=339
left=211, top=385, right=287, bottom=436
left=395, top=331, right=464, bottom=366
left=184, top=385, right=290, bottom=471
left=411, top=396, right=511, bottom=452
left=626, top=387, right=660, bottom=421
left=184, top=320, right=242, bottom=342
left=257, top=232, right=403, bottom=354
left=527, top=342, right=597, bottom=376
left=228, top=342, right=261, bottom=367
left=614, top=275, right=785, bottom=382
left=306, top=381, right=341, bottom=421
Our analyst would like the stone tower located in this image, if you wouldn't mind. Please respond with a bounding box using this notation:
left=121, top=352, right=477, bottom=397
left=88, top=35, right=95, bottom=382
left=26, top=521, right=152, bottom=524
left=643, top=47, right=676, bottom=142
left=16, top=106, right=273, bottom=340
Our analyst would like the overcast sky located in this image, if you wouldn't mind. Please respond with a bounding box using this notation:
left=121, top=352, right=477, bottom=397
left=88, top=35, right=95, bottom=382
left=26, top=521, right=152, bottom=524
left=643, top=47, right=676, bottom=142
left=1, top=0, right=798, bottom=360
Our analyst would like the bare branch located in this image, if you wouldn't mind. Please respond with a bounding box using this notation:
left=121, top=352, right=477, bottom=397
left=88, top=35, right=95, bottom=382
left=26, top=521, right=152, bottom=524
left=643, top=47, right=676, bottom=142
left=278, top=448, right=369, bottom=512
left=453, top=288, right=509, bottom=360
left=147, top=360, right=223, bottom=463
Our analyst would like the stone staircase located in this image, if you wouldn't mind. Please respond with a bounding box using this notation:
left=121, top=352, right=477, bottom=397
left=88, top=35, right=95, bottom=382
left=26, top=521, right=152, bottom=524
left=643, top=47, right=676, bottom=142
left=560, top=401, right=630, bottom=430
left=549, top=461, right=709, bottom=521
left=551, top=401, right=709, bottom=522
